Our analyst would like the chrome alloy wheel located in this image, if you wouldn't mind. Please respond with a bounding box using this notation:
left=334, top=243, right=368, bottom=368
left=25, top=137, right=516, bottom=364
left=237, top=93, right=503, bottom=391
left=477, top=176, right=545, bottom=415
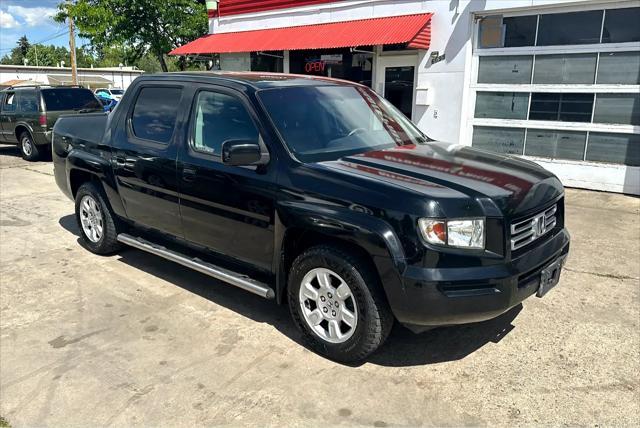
left=21, top=136, right=33, bottom=157
left=79, top=195, right=104, bottom=243
left=298, top=267, right=358, bottom=344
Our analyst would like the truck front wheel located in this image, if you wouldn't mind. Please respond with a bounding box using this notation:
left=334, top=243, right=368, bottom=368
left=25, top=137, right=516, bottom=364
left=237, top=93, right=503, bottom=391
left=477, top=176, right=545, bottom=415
left=74, top=182, right=122, bottom=255
left=288, top=245, right=394, bottom=362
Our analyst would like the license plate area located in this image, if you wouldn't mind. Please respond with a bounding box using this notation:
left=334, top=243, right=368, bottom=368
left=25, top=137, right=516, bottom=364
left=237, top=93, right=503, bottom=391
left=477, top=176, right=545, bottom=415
left=536, top=255, right=567, bottom=298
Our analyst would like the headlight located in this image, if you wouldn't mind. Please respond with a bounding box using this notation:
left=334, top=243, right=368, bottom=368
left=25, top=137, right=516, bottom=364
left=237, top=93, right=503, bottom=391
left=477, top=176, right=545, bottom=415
left=418, top=218, right=485, bottom=249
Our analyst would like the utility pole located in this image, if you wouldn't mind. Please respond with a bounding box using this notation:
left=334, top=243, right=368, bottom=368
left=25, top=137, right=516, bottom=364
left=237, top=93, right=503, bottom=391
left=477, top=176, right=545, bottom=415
left=68, top=0, right=78, bottom=85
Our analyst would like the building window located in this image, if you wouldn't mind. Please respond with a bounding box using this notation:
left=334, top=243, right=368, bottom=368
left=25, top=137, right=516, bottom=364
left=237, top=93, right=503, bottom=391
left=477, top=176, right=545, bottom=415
left=472, top=126, right=525, bottom=154
left=524, top=129, right=586, bottom=161
left=477, top=7, right=639, bottom=50
left=250, top=51, right=283, bottom=73
left=529, top=93, right=594, bottom=123
left=289, top=48, right=373, bottom=87
left=478, top=56, right=533, bottom=84
left=532, top=53, right=597, bottom=84
left=474, top=92, right=529, bottom=119
left=601, top=8, right=640, bottom=44
left=503, top=15, right=537, bottom=47
left=593, top=94, right=640, bottom=126
left=472, top=6, right=639, bottom=167
left=536, top=10, right=603, bottom=46
left=586, top=133, right=640, bottom=166
left=596, top=52, right=640, bottom=85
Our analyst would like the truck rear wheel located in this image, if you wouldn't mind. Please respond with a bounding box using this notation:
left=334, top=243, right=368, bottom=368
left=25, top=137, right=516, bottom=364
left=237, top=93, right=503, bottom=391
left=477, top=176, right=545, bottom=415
left=288, top=245, right=393, bottom=362
left=19, top=132, right=40, bottom=161
left=75, top=182, right=122, bottom=255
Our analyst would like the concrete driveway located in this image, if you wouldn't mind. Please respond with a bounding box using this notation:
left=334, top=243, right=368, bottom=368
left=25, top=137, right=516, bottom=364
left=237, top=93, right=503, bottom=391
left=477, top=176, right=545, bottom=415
left=1, top=145, right=638, bottom=426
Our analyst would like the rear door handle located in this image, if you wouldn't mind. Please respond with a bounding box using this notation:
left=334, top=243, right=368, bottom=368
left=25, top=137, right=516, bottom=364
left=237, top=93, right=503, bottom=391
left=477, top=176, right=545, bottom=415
left=113, top=156, right=126, bottom=166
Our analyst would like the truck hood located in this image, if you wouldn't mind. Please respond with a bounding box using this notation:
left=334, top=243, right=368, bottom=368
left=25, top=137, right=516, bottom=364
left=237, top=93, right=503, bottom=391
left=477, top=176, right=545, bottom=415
left=317, top=142, right=564, bottom=217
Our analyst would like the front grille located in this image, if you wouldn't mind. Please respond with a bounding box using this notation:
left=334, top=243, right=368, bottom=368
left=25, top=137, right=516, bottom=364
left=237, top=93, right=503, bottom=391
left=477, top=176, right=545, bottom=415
left=510, top=204, right=557, bottom=251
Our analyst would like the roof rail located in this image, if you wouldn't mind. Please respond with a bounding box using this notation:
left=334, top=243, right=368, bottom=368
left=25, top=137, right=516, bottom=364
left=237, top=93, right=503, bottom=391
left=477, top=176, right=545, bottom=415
left=3, top=84, right=85, bottom=90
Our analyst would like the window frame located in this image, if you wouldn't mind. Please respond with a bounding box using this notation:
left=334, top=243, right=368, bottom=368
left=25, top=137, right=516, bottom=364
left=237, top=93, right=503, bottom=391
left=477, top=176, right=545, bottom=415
left=126, top=84, right=185, bottom=147
left=2, top=91, right=17, bottom=113
left=186, top=86, right=268, bottom=163
left=468, top=3, right=640, bottom=167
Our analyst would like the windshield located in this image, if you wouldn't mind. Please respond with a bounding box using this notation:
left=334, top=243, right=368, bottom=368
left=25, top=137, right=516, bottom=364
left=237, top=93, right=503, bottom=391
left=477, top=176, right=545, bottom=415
left=258, top=85, right=430, bottom=162
left=110, top=89, right=124, bottom=95
left=41, top=88, right=102, bottom=111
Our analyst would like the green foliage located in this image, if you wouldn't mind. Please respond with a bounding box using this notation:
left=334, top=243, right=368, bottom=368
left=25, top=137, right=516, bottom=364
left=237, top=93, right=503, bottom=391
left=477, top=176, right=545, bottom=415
left=0, top=35, right=30, bottom=65
left=57, top=0, right=208, bottom=71
left=0, top=39, right=95, bottom=68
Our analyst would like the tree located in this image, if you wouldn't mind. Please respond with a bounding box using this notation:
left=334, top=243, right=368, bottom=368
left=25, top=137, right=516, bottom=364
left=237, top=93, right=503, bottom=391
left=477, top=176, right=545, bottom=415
left=57, top=0, right=207, bottom=72
left=17, top=36, right=30, bottom=58
left=0, top=35, right=31, bottom=65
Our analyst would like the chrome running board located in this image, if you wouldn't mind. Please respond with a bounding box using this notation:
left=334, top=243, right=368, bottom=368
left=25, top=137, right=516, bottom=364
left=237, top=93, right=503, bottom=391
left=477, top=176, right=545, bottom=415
left=116, top=233, right=275, bottom=299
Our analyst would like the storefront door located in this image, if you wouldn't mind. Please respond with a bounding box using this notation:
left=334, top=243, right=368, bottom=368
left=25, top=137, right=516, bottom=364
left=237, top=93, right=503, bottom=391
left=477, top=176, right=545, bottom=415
left=375, top=55, right=418, bottom=120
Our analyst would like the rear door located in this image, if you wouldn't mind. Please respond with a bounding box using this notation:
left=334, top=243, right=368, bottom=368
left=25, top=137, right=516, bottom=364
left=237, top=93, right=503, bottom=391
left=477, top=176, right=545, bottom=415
left=0, top=91, right=17, bottom=142
left=177, top=86, right=277, bottom=272
left=110, top=83, right=186, bottom=236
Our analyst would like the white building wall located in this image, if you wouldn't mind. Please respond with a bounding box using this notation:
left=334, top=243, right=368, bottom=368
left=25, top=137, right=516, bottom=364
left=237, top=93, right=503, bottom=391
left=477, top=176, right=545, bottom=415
left=0, top=65, right=144, bottom=89
left=212, top=0, right=637, bottom=194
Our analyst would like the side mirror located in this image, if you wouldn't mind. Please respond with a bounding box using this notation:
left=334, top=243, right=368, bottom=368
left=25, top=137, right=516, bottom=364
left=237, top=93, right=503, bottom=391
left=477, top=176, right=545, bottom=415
left=221, top=139, right=267, bottom=166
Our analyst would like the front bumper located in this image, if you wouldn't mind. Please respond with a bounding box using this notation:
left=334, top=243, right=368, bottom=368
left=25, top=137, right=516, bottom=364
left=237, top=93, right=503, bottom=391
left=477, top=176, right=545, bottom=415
left=389, top=228, right=570, bottom=327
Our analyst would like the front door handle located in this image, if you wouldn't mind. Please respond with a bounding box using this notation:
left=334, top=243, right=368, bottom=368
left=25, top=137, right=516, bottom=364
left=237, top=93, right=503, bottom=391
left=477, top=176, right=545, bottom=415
left=182, top=167, right=197, bottom=182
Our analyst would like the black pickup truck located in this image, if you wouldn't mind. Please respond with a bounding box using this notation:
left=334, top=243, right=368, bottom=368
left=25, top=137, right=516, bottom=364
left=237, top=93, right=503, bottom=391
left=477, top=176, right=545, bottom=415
left=53, top=72, right=570, bottom=362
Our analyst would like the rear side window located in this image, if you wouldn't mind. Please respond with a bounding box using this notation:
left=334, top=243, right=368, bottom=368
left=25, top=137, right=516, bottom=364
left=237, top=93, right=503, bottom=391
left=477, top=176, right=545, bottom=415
left=192, top=91, right=259, bottom=156
left=131, top=87, right=182, bottom=144
left=41, top=88, right=101, bottom=111
left=18, top=90, right=39, bottom=113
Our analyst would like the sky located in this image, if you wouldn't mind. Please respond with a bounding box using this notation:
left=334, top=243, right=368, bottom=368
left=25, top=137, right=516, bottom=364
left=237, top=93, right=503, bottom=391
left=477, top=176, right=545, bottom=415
left=0, top=0, right=82, bottom=56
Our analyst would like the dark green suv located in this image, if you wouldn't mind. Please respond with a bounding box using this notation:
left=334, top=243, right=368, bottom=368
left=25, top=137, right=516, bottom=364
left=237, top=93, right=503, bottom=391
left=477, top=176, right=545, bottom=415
left=0, top=85, right=102, bottom=161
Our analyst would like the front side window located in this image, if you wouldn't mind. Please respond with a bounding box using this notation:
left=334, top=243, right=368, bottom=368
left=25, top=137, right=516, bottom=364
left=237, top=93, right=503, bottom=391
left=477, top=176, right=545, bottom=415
left=192, top=91, right=259, bottom=156
left=131, top=87, right=182, bottom=144
left=2, top=92, right=16, bottom=112
left=258, top=85, right=429, bottom=163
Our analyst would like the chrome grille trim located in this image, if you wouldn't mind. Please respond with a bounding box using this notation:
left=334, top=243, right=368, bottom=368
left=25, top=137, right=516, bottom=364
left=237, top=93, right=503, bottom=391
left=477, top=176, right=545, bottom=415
left=510, top=204, right=557, bottom=251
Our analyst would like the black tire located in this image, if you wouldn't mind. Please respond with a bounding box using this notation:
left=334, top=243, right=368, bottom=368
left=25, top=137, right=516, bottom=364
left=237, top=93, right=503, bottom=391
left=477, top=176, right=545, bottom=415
left=288, top=245, right=394, bottom=362
left=74, top=182, right=123, bottom=255
left=19, top=132, right=40, bottom=161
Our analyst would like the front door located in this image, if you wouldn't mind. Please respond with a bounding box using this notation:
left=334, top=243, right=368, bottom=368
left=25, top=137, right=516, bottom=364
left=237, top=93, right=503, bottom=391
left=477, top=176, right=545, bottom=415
left=111, top=84, right=185, bottom=236
left=177, top=87, right=276, bottom=273
left=0, top=91, right=17, bottom=142
left=375, top=55, right=418, bottom=120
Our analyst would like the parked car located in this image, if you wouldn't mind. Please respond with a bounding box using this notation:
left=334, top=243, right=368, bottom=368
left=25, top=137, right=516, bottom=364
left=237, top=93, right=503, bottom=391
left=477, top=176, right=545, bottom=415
left=52, top=72, right=570, bottom=362
left=95, top=88, right=124, bottom=101
left=0, top=85, right=103, bottom=160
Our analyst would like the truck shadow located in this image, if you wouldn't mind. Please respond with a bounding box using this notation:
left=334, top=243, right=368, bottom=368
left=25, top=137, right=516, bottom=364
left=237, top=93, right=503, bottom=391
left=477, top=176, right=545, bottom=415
left=0, top=144, right=20, bottom=158
left=59, top=213, right=523, bottom=368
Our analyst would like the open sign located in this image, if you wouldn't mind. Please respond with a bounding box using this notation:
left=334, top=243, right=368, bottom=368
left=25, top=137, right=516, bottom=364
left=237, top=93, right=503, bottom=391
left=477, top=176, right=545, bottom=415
left=304, top=61, right=326, bottom=73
